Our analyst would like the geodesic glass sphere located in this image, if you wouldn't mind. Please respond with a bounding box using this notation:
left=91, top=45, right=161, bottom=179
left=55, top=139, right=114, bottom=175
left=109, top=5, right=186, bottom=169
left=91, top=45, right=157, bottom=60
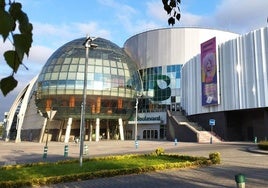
left=36, top=37, right=142, bottom=120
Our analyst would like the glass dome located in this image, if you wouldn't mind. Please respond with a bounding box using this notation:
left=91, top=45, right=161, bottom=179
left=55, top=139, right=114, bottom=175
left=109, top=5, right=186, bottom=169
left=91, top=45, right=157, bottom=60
left=36, top=37, right=142, bottom=120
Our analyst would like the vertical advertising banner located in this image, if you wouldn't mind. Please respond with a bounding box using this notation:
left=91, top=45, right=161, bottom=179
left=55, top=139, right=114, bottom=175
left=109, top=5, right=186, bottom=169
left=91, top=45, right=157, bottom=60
left=201, top=37, right=218, bottom=106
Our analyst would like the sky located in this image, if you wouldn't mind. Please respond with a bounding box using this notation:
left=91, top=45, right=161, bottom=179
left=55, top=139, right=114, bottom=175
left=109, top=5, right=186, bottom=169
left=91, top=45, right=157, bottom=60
left=1, top=0, right=268, bottom=120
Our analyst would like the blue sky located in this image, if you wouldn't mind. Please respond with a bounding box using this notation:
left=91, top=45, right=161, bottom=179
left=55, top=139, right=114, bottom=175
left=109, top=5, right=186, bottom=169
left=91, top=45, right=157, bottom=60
left=1, top=0, right=268, bottom=120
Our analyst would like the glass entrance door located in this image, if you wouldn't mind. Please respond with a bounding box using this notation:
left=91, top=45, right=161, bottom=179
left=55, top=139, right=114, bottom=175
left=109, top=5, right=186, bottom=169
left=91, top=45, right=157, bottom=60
left=143, top=130, right=158, bottom=140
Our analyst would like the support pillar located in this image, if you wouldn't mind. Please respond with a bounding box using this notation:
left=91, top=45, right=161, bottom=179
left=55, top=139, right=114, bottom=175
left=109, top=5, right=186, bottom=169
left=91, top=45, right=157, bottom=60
left=39, top=118, right=47, bottom=143
left=57, top=120, right=64, bottom=141
left=95, top=118, right=100, bottom=142
left=89, top=122, right=93, bottom=141
left=106, top=120, right=110, bottom=140
left=119, top=118, right=124, bottom=140
left=64, top=118, right=72, bottom=143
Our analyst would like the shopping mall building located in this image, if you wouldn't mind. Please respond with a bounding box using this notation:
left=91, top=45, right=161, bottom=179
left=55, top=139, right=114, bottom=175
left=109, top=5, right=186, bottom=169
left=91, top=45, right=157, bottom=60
left=3, top=26, right=268, bottom=143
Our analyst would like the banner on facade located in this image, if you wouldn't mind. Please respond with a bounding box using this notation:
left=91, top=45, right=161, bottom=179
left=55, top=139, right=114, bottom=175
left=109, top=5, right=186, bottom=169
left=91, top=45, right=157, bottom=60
left=201, top=37, right=218, bottom=106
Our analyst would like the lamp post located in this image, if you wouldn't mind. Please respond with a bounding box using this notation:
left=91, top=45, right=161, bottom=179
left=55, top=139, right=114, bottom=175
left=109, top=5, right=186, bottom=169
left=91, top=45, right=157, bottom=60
left=80, top=35, right=97, bottom=167
left=135, top=97, right=138, bottom=142
left=134, top=93, right=142, bottom=148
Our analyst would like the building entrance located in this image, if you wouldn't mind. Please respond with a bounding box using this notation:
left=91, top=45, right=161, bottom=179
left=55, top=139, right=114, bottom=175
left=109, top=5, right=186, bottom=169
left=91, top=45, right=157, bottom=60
left=143, top=130, right=158, bottom=140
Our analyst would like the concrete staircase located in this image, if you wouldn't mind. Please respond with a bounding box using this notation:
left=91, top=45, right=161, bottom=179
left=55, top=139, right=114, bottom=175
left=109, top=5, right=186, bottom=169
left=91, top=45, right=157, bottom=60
left=167, top=110, right=222, bottom=143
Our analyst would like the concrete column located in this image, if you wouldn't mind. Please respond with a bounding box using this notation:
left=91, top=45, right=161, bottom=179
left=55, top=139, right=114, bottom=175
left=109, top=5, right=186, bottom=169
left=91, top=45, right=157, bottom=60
left=15, top=114, right=23, bottom=143
left=95, top=118, right=100, bottom=142
left=106, top=120, right=110, bottom=140
left=57, top=120, right=65, bottom=141
left=64, top=118, right=72, bottom=143
left=39, top=118, right=47, bottom=143
left=89, top=122, right=93, bottom=141
left=119, top=118, right=124, bottom=140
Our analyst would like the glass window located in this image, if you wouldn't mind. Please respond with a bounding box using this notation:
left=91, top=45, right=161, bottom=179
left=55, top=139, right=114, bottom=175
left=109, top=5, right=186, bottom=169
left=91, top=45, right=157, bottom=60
left=69, top=65, right=78, bottom=72
left=118, top=69, right=124, bottom=76
left=124, top=70, right=130, bottom=76
left=44, top=73, right=51, bottom=80
left=75, top=80, right=84, bottom=89
left=111, top=68, right=117, bottom=75
left=79, top=58, right=85, bottom=65
left=76, top=72, right=84, bottom=80
left=57, top=80, right=66, bottom=88
left=95, top=59, right=102, bottom=66
left=78, top=65, right=85, bottom=72
left=88, top=65, right=94, bottom=72
left=95, top=66, right=102, bottom=73
left=59, top=72, right=67, bottom=79
left=94, top=73, right=103, bottom=81
left=63, top=58, right=71, bottom=65
left=103, top=67, right=110, bottom=74
left=50, top=59, right=57, bottom=65
left=47, top=65, right=54, bottom=72
left=110, top=61, right=117, bottom=67
left=61, top=65, right=69, bottom=71
left=66, top=80, right=75, bottom=89
left=103, top=60, right=110, bottom=66
left=53, top=65, right=60, bottom=72
left=117, top=62, right=123, bottom=68
left=51, top=73, right=59, bottom=80
left=50, top=80, right=57, bottom=88
left=88, top=73, right=94, bottom=81
left=72, top=58, right=79, bottom=64
left=122, top=63, right=128, bottom=69
left=56, top=58, right=64, bottom=65
left=94, top=81, right=103, bottom=90
left=68, top=72, right=76, bottom=79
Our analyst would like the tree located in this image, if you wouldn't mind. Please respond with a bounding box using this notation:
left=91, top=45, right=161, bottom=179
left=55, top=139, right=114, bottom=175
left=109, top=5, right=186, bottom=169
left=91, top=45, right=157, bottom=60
left=162, top=0, right=181, bottom=26
left=0, top=0, right=33, bottom=96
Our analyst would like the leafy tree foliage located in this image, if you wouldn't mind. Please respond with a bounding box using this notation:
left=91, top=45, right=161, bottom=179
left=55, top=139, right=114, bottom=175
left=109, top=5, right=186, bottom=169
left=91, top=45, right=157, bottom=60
left=0, top=0, right=33, bottom=96
left=162, top=0, right=181, bottom=26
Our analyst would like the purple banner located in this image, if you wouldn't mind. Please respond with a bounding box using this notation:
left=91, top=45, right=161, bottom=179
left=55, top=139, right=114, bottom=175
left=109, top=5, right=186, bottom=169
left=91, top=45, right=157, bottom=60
left=201, top=37, right=218, bottom=106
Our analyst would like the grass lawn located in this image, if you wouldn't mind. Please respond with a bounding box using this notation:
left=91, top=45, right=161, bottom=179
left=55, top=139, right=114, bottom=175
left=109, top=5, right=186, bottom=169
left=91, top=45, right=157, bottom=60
left=0, top=151, right=220, bottom=187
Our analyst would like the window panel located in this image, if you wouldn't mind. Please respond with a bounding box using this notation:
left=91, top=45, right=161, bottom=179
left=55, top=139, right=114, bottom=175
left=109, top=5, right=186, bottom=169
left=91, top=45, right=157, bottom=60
left=76, top=73, right=84, bottom=80
left=118, top=69, right=124, bottom=76
left=111, top=68, right=117, bottom=75
left=63, top=58, right=71, bottom=64
left=95, top=66, right=102, bottom=73
left=69, top=65, right=78, bottom=72
left=78, top=65, right=85, bottom=72
left=72, top=58, right=79, bottom=64
left=59, top=72, right=67, bottom=79
left=103, top=67, right=110, bottom=74
left=61, top=65, right=69, bottom=71
left=68, top=72, right=76, bottom=79
left=51, top=73, right=59, bottom=80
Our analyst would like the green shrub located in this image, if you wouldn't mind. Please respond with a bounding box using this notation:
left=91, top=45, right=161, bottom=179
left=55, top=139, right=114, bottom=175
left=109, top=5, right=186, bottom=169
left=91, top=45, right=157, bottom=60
left=155, top=147, right=165, bottom=155
left=209, top=152, right=221, bottom=164
left=258, top=141, right=268, bottom=150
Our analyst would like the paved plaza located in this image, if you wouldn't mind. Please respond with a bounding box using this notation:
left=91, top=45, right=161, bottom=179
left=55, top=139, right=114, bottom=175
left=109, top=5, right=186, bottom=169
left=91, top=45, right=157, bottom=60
left=0, top=140, right=267, bottom=187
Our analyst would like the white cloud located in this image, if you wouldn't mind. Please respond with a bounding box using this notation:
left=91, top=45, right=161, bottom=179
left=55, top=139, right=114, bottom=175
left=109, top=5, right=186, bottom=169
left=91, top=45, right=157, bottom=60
left=214, top=0, right=268, bottom=33
left=28, top=45, right=54, bottom=64
left=32, top=21, right=112, bottom=47
left=180, top=0, right=268, bottom=34
left=146, top=1, right=167, bottom=22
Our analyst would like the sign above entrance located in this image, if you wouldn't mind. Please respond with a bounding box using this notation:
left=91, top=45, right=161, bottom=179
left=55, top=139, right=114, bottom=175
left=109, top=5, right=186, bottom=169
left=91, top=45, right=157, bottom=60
left=128, top=112, right=166, bottom=125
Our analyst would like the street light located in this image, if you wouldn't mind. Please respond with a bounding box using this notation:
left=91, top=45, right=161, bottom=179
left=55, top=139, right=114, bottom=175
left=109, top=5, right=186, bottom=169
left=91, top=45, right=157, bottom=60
left=80, top=35, right=97, bottom=167
left=135, top=93, right=142, bottom=148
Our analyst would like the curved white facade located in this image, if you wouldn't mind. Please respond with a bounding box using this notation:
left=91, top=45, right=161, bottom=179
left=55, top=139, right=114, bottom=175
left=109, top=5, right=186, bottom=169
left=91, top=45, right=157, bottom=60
left=124, top=27, right=238, bottom=69
left=124, top=27, right=238, bottom=109
left=181, top=27, right=268, bottom=116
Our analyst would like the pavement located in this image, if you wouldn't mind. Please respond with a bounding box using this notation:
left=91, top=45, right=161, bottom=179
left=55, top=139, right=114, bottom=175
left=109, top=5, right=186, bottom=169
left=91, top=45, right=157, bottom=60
left=0, top=140, right=267, bottom=187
